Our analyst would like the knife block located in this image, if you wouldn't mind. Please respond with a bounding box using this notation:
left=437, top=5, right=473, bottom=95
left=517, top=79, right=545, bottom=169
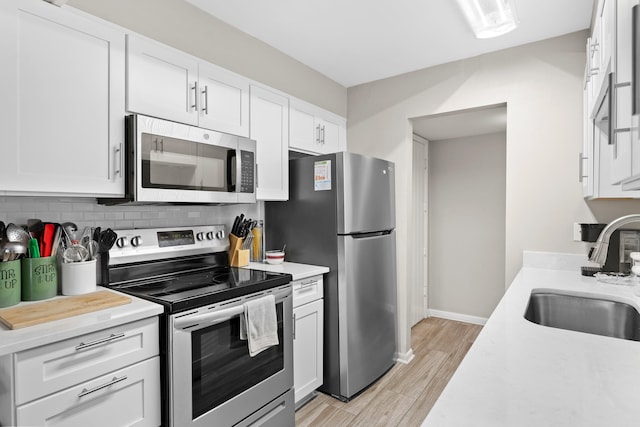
left=229, top=234, right=249, bottom=267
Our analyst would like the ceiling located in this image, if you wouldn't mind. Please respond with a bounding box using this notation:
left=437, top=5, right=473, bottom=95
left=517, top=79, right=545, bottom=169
left=185, top=0, right=594, bottom=88
left=412, top=105, right=507, bottom=141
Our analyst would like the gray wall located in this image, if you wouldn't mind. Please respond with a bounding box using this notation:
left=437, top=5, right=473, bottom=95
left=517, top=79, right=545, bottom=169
left=68, top=0, right=347, bottom=116
left=428, top=132, right=506, bottom=318
left=347, top=30, right=640, bottom=359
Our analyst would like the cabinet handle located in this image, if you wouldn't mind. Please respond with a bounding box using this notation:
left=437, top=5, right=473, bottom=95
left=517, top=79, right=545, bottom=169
left=315, top=125, right=321, bottom=144
left=300, top=279, right=317, bottom=287
left=633, top=5, right=639, bottom=115
left=114, top=143, right=123, bottom=178
left=322, top=125, right=326, bottom=144
left=292, top=313, right=296, bottom=340
left=78, top=375, right=128, bottom=398
left=579, top=152, right=588, bottom=182
left=160, top=138, right=164, bottom=153
left=75, top=332, right=125, bottom=351
left=202, top=85, right=209, bottom=115
left=609, top=72, right=615, bottom=146
left=191, top=82, right=199, bottom=111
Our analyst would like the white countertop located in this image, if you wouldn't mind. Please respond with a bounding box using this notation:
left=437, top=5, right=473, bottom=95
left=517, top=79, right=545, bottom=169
left=0, top=287, right=164, bottom=356
left=422, top=252, right=640, bottom=426
left=246, top=261, right=329, bottom=281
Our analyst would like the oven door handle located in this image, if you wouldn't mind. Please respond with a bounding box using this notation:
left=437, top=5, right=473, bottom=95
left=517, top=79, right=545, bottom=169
left=174, top=305, right=244, bottom=331
left=173, top=288, right=291, bottom=332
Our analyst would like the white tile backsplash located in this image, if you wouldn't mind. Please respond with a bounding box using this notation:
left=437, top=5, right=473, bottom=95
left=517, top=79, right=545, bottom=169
left=0, top=196, right=262, bottom=233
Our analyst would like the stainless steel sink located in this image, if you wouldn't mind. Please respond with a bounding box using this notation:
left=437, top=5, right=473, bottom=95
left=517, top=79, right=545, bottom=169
left=524, top=292, right=640, bottom=341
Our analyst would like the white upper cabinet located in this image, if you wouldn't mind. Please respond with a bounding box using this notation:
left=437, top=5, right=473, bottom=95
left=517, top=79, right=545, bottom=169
left=127, top=34, right=198, bottom=127
left=250, top=85, right=289, bottom=200
left=0, top=0, right=125, bottom=197
left=127, top=34, right=250, bottom=137
left=290, top=98, right=346, bottom=154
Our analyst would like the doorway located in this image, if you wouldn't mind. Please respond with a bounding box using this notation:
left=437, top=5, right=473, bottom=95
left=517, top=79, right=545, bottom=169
left=411, top=104, right=507, bottom=325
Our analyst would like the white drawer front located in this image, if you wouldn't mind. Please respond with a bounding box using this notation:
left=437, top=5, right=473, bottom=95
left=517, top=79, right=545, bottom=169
left=292, top=275, right=323, bottom=308
left=17, top=356, right=161, bottom=427
left=15, top=316, right=159, bottom=405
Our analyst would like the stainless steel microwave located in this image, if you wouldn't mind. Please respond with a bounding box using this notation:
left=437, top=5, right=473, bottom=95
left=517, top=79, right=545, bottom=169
left=101, top=114, right=256, bottom=205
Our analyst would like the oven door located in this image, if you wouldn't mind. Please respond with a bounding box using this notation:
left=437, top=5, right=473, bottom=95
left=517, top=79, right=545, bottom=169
left=169, top=285, right=293, bottom=427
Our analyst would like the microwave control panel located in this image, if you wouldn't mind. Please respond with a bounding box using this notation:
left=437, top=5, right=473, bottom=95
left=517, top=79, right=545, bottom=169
left=240, top=150, right=255, bottom=193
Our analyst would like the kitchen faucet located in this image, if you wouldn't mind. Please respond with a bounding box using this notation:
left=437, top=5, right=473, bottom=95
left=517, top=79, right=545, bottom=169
left=589, top=214, right=640, bottom=267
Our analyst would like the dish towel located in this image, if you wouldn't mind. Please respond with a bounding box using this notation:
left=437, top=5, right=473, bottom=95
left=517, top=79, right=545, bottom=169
left=239, top=294, right=279, bottom=357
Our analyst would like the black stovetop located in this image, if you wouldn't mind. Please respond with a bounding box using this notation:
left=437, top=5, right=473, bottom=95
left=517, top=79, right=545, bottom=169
left=107, top=253, right=291, bottom=313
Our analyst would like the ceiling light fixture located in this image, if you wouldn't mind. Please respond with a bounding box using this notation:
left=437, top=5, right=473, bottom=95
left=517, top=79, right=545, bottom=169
left=455, top=0, right=519, bottom=39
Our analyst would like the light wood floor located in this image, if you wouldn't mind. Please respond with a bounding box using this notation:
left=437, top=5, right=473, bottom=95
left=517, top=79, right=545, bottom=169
left=294, top=317, right=483, bottom=427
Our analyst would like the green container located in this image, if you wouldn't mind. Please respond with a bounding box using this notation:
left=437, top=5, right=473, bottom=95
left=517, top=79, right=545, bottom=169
left=0, top=260, right=21, bottom=308
left=21, top=256, right=58, bottom=301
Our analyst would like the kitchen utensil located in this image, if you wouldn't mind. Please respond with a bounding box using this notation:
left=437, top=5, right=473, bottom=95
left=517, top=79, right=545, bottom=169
left=28, top=238, right=40, bottom=258
left=6, top=223, right=31, bottom=247
left=3, top=241, right=27, bottom=261
left=41, top=223, right=56, bottom=257
left=50, top=225, right=62, bottom=257
left=99, top=228, right=118, bottom=253
left=61, top=222, right=78, bottom=245
left=27, top=219, right=44, bottom=247
left=62, top=244, right=89, bottom=263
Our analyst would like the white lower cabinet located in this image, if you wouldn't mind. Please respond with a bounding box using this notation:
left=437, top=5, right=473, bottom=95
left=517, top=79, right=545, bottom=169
left=292, top=275, right=324, bottom=406
left=3, top=316, right=161, bottom=427
left=17, top=357, right=160, bottom=427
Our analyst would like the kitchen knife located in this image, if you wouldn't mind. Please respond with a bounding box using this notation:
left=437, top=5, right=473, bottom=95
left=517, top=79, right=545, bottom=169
left=231, top=215, right=241, bottom=236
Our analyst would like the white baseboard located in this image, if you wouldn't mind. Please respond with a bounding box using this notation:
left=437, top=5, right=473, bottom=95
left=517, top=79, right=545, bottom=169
left=427, top=309, right=487, bottom=326
left=394, top=348, right=415, bottom=365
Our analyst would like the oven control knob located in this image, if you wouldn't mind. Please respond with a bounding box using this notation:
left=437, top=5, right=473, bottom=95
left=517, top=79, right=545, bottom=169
left=196, top=232, right=205, bottom=241
left=116, top=237, right=128, bottom=248
left=206, top=231, right=215, bottom=240
left=131, top=236, right=143, bottom=247
left=216, top=230, right=225, bottom=240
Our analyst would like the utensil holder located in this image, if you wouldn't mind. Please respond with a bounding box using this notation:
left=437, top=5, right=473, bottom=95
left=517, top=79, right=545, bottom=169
left=21, top=256, right=58, bottom=301
left=229, top=234, right=249, bottom=267
left=0, top=260, right=21, bottom=308
left=61, top=259, right=97, bottom=295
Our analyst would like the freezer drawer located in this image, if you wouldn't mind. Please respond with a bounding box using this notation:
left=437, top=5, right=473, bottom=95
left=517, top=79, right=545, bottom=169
left=337, top=231, right=397, bottom=398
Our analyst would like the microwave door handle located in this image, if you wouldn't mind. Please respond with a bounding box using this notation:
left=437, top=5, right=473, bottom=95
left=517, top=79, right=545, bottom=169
left=227, top=150, right=237, bottom=192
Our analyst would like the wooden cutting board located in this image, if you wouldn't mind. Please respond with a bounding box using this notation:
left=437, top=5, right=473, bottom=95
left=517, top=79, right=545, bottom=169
left=0, top=290, right=132, bottom=330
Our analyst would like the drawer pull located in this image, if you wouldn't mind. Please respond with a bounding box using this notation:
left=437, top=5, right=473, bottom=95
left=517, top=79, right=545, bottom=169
left=300, top=279, right=317, bottom=288
left=75, top=332, right=125, bottom=351
left=78, top=375, right=128, bottom=398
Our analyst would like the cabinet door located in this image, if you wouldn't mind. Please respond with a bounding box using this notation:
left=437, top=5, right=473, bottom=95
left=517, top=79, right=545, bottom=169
left=17, top=357, right=161, bottom=427
left=198, top=62, right=250, bottom=136
left=0, top=0, right=125, bottom=196
left=250, top=85, right=289, bottom=200
left=127, top=34, right=198, bottom=126
left=15, top=317, right=159, bottom=405
left=317, top=116, right=345, bottom=154
left=290, top=98, right=347, bottom=155
left=293, top=299, right=323, bottom=404
left=290, top=103, right=318, bottom=153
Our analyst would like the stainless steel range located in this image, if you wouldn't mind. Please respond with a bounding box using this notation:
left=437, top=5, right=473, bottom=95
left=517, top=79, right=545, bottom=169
left=105, top=225, right=294, bottom=427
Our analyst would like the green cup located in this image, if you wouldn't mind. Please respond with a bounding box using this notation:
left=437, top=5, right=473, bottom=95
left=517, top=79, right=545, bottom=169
left=0, top=260, right=21, bottom=308
left=21, top=256, right=58, bottom=301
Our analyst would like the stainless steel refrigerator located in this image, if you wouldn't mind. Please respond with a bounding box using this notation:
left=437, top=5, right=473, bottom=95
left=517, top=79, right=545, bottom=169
left=265, top=151, right=397, bottom=401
